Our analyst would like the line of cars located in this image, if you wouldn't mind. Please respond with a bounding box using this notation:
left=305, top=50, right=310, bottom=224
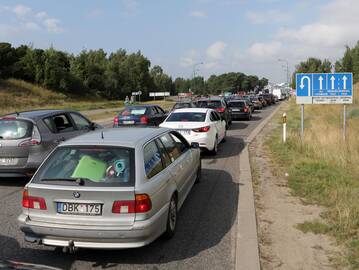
left=1, top=93, right=276, bottom=252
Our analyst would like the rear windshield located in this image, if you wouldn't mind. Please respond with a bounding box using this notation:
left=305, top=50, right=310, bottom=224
left=173, top=103, right=191, bottom=109
left=0, top=119, right=33, bottom=140
left=228, top=102, right=245, bottom=108
left=32, top=146, right=135, bottom=187
left=120, top=107, right=147, bottom=116
left=166, top=112, right=206, bottom=122
left=197, top=100, right=221, bottom=108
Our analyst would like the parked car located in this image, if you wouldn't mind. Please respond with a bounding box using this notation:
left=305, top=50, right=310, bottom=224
left=237, top=96, right=255, bottom=112
left=196, top=97, right=232, bottom=129
left=260, top=94, right=274, bottom=105
left=0, top=110, right=101, bottom=178
left=18, top=128, right=201, bottom=250
left=257, top=96, right=267, bottom=107
left=114, top=105, right=167, bottom=127
left=171, top=101, right=196, bottom=111
left=160, top=108, right=226, bottom=155
left=228, top=100, right=252, bottom=120
left=250, top=96, right=263, bottom=110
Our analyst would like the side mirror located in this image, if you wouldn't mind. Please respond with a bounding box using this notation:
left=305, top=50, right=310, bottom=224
left=191, top=142, right=200, bottom=149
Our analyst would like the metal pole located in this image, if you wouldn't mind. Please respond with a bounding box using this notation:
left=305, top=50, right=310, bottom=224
left=343, top=104, right=347, bottom=141
left=301, top=104, right=304, bottom=139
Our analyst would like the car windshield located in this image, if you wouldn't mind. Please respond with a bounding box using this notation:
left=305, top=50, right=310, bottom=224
left=32, top=146, right=134, bottom=187
left=0, top=119, right=33, bottom=140
left=166, top=112, right=206, bottom=122
left=197, top=100, right=222, bottom=108
left=228, top=102, right=245, bottom=108
left=120, top=107, right=147, bottom=116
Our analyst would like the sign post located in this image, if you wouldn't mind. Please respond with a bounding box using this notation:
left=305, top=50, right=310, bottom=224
left=343, top=105, right=347, bottom=140
left=301, top=104, right=304, bottom=140
left=296, top=73, right=353, bottom=140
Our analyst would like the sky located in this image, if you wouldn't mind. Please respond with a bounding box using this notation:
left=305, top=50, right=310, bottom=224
left=0, top=0, right=359, bottom=83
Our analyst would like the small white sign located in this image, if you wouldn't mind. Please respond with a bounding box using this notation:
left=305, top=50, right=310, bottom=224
left=149, top=92, right=170, bottom=97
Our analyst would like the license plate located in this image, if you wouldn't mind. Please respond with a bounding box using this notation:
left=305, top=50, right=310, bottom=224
left=123, top=120, right=135, bottom=125
left=0, top=158, right=17, bottom=166
left=57, top=202, right=102, bottom=216
left=178, top=130, right=190, bottom=135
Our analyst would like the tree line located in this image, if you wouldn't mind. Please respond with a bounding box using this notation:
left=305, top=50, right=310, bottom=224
left=293, top=41, right=359, bottom=87
left=0, top=42, right=268, bottom=99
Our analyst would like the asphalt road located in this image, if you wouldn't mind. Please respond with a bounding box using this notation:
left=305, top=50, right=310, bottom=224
left=0, top=104, right=278, bottom=270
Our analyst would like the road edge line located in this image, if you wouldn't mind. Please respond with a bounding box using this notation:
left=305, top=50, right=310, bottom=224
left=235, top=104, right=283, bottom=270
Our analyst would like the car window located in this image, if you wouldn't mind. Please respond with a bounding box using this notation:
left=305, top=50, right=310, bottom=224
left=156, top=139, right=172, bottom=167
left=144, top=141, right=164, bottom=179
left=70, top=113, right=90, bottom=130
left=160, top=134, right=181, bottom=161
left=210, top=112, right=217, bottom=122
left=170, top=132, right=189, bottom=154
left=228, top=102, right=245, bottom=108
left=120, top=107, right=147, bottom=116
left=156, top=106, right=165, bottom=114
left=32, top=146, right=134, bottom=187
left=166, top=112, right=206, bottom=122
left=214, top=112, right=222, bottom=121
left=0, top=119, right=33, bottom=140
left=44, top=114, right=75, bottom=133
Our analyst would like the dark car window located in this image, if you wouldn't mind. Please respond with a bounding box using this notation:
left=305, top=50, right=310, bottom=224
left=197, top=100, right=222, bottom=109
left=32, top=146, right=134, bottom=187
left=144, top=141, right=164, bottom=179
left=166, top=112, right=206, bottom=122
left=70, top=113, right=91, bottom=130
left=0, top=119, right=33, bottom=140
left=149, top=107, right=158, bottom=115
left=120, top=107, right=148, bottom=116
left=210, top=112, right=217, bottom=122
left=156, top=106, right=165, bottom=114
left=160, top=134, right=181, bottom=162
left=228, top=102, right=245, bottom=108
left=44, top=114, right=75, bottom=133
left=214, top=112, right=222, bottom=120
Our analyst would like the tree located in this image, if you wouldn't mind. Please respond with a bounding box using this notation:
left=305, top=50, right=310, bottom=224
left=0, top=43, right=17, bottom=78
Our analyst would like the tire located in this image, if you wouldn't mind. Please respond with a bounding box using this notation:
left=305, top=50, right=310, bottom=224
left=247, top=114, right=251, bottom=121
left=164, top=195, right=178, bottom=239
left=222, top=130, right=227, bottom=143
left=210, top=135, right=218, bottom=155
left=195, top=161, right=202, bottom=183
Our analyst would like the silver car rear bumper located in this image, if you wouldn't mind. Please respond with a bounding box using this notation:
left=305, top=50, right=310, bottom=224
left=18, top=203, right=169, bottom=249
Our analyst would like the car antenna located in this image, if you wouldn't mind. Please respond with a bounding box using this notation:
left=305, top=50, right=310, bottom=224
left=101, top=131, right=104, bottom=139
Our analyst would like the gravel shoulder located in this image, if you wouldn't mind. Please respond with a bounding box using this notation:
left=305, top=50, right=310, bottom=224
left=249, top=103, right=341, bottom=270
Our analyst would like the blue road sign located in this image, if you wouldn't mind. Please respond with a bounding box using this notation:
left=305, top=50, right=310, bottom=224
left=296, top=73, right=353, bottom=104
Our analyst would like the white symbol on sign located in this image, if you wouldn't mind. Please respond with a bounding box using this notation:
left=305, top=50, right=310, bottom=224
left=318, top=76, right=324, bottom=90
left=330, top=76, right=335, bottom=90
left=300, top=76, right=311, bottom=96
left=342, top=75, right=348, bottom=90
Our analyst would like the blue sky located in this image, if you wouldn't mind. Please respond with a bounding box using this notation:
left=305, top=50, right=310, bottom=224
left=1, top=0, right=358, bottom=82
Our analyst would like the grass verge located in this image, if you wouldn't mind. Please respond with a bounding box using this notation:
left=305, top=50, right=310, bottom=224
left=267, top=84, right=359, bottom=269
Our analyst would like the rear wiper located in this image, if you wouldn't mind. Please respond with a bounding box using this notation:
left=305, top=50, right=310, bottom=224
left=41, top=178, right=90, bottom=185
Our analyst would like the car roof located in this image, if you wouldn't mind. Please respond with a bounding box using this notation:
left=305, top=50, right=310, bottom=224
left=197, top=97, right=222, bottom=101
left=5, top=109, right=72, bottom=120
left=172, top=108, right=210, bottom=113
left=125, top=104, right=158, bottom=108
left=61, top=127, right=170, bottom=148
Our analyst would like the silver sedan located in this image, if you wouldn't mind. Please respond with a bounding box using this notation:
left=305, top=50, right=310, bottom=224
left=18, top=127, right=201, bottom=250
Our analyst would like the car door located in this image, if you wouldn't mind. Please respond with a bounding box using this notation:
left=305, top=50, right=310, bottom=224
left=147, top=107, right=158, bottom=126
left=68, top=112, right=93, bottom=135
left=155, top=106, right=167, bottom=124
left=214, top=111, right=226, bottom=140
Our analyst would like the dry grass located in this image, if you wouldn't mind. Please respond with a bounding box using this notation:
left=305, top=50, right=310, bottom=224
left=268, top=83, right=359, bottom=269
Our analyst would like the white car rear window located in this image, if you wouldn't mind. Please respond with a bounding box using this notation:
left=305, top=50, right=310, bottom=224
left=167, top=112, right=206, bottom=122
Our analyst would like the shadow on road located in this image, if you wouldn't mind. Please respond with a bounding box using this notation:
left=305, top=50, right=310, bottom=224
left=1, top=168, right=239, bottom=270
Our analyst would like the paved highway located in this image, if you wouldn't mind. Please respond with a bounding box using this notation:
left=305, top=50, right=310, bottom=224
left=0, top=104, right=277, bottom=270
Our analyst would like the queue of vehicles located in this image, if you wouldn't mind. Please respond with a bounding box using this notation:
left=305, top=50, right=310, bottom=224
left=0, top=93, right=278, bottom=252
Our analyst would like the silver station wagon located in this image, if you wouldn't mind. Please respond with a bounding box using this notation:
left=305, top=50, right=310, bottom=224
left=18, top=128, right=201, bottom=250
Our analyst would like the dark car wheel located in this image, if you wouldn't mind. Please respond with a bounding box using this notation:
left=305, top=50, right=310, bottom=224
left=164, top=195, right=178, bottom=239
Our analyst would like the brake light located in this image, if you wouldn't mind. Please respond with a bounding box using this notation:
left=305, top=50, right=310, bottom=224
left=216, top=107, right=225, bottom=113
left=244, top=106, right=249, bottom=113
left=22, top=190, right=47, bottom=210
left=112, top=194, right=152, bottom=214
left=1, top=117, right=16, bottom=120
left=192, top=126, right=210, bottom=133
left=140, top=115, right=148, bottom=124
left=114, top=116, right=119, bottom=126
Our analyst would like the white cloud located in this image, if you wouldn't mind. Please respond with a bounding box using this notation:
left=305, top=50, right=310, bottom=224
left=248, top=41, right=282, bottom=61
left=0, top=4, right=63, bottom=34
left=206, top=41, right=227, bottom=60
left=246, top=9, right=293, bottom=25
left=180, top=49, right=200, bottom=67
left=190, top=11, right=207, bottom=18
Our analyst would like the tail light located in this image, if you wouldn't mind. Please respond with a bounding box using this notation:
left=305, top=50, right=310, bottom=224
left=244, top=106, right=249, bottom=113
left=140, top=115, right=148, bottom=124
left=192, top=126, right=210, bottom=133
left=22, top=190, right=47, bottom=210
left=216, top=107, right=225, bottom=113
left=18, top=126, right=41, bottom=147
left=112, top=194, right=152, bottom=214
left=114, top=116, right=119, bottom=126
